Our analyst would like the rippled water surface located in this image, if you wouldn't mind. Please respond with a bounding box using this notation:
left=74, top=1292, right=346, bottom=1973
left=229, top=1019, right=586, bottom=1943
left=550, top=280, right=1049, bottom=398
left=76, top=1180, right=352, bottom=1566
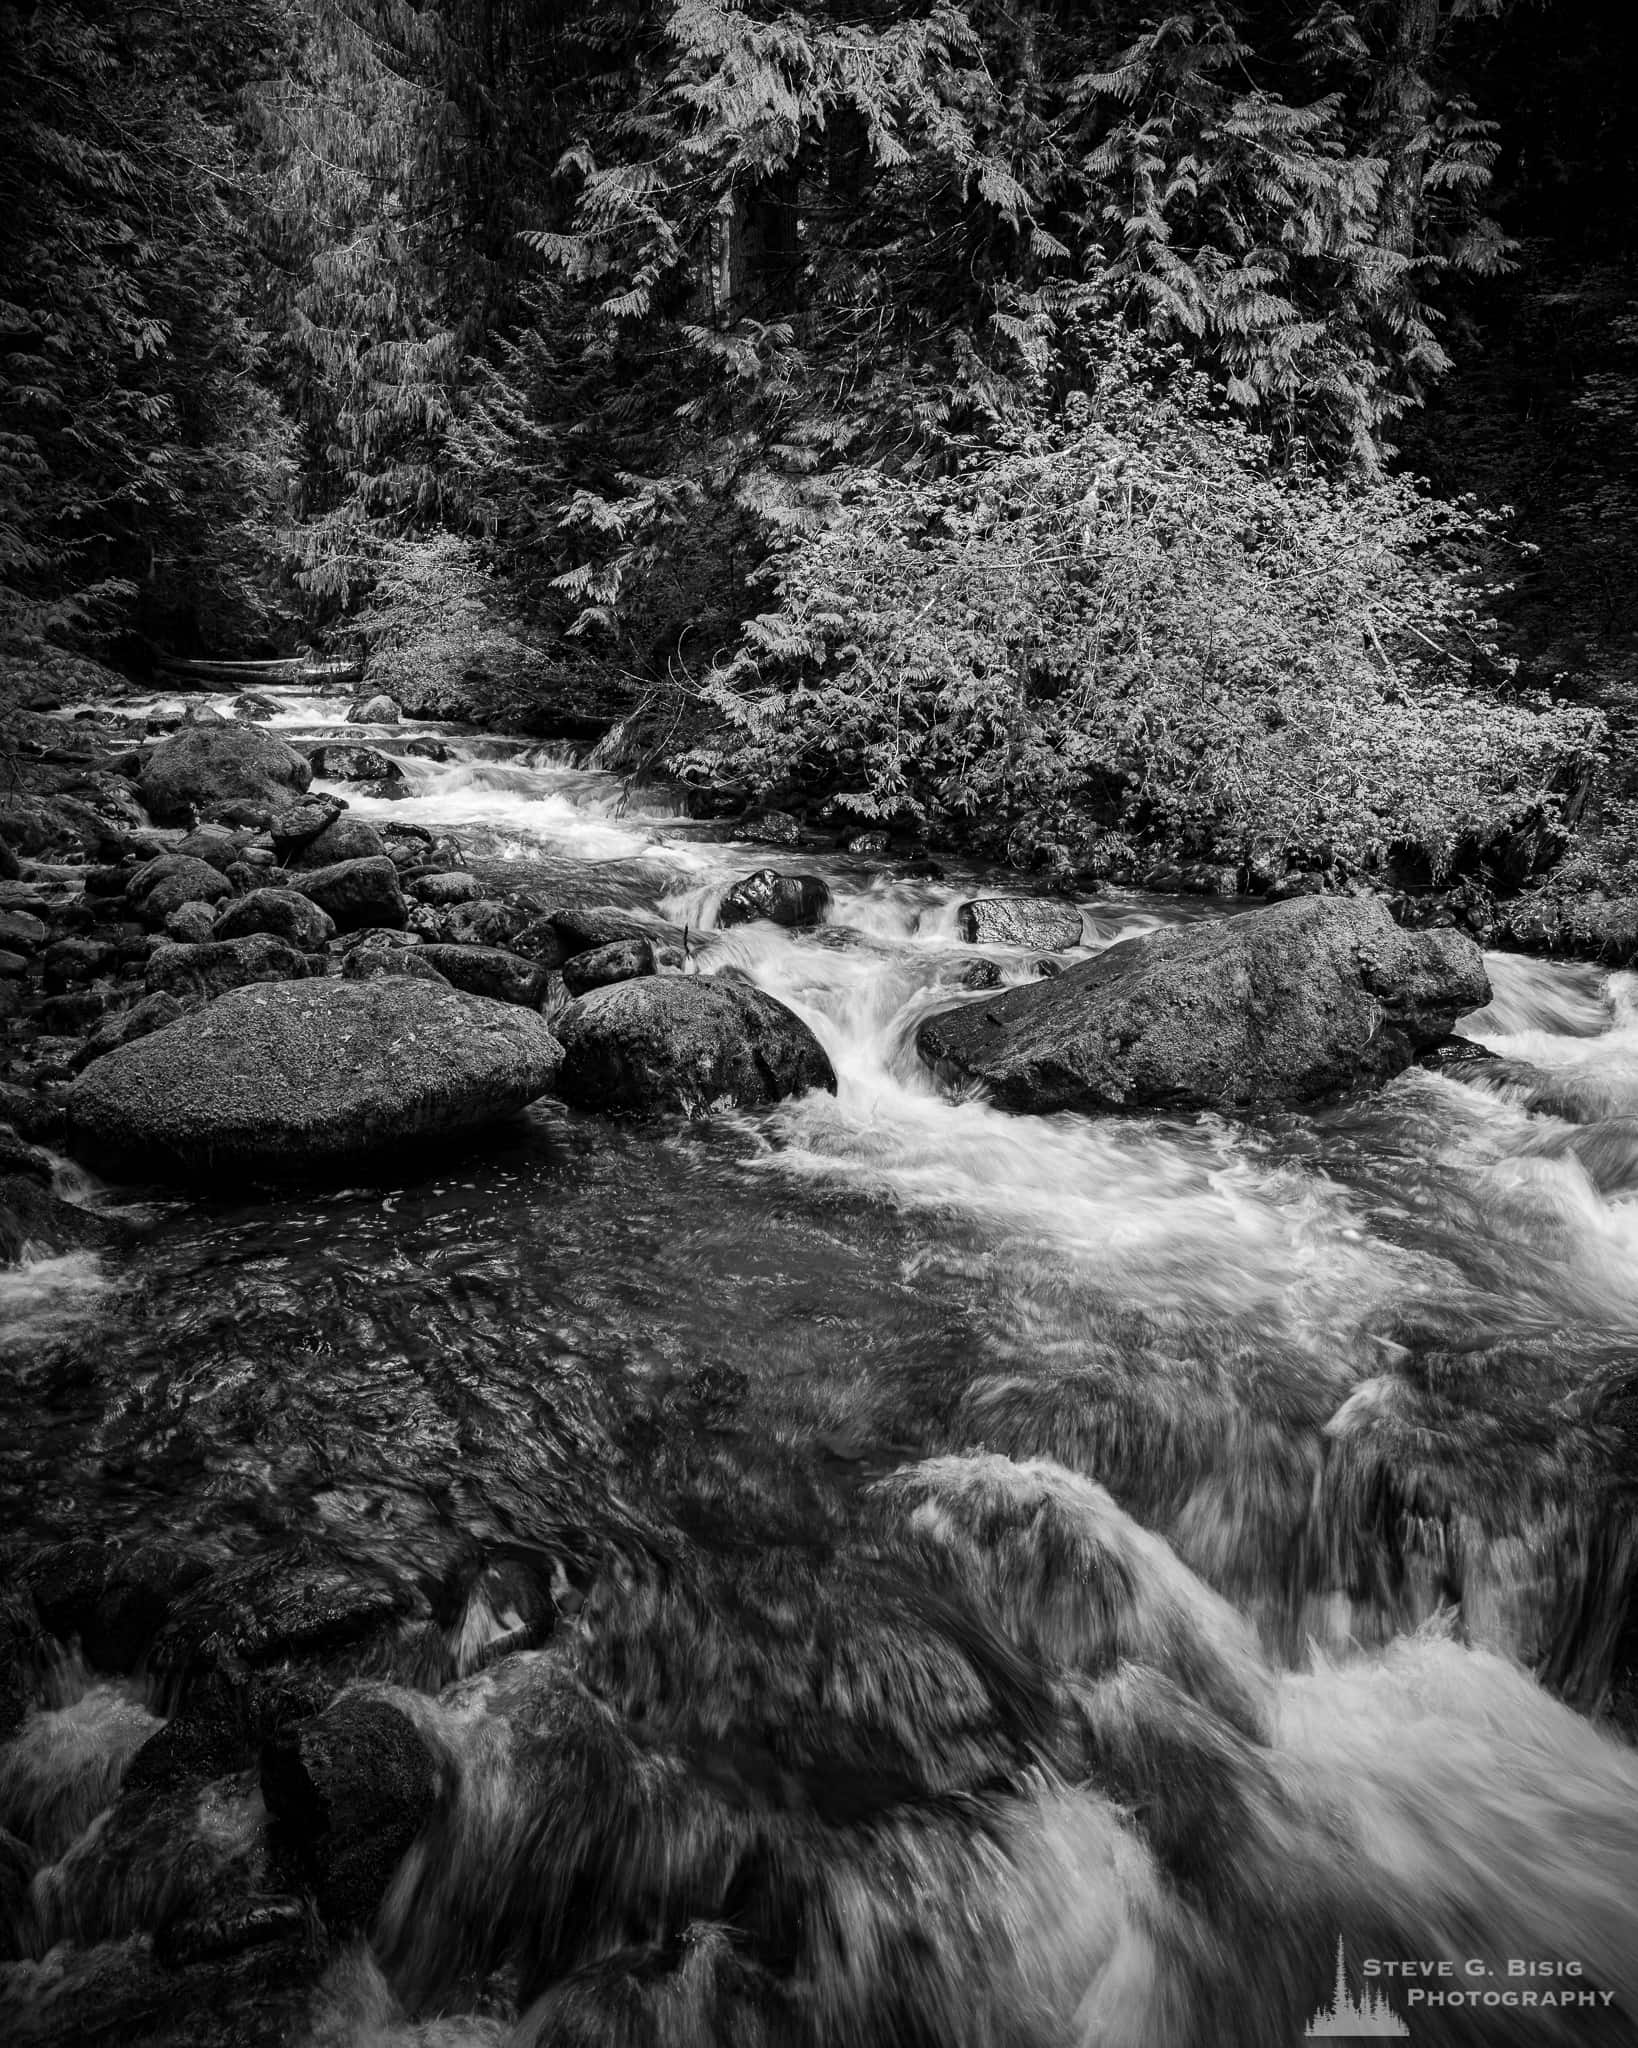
left=6, top=690, right=1638, bottom=2045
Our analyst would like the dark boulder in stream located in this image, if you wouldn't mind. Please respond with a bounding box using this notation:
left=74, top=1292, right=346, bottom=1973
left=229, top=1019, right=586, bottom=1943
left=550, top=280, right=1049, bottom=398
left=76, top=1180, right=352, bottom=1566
left=63, top=976, right=564, bottom=1175
left=556, top=975, right=835, bottom=1116
left=916, top=893, right=1489, bottom=1114
left=716, top=867, right=831, bottom=929
left=261, top=1694, right=442, bottom=1929
left=138, top=721, right=311, bottom=824
left=306, top=742, right=402, bottom=783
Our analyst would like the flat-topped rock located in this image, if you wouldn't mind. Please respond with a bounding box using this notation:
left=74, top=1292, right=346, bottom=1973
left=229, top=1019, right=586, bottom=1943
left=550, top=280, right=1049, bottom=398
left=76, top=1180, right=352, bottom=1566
left=916, top=894, right=1489, bottom=1115
left=955, top=896, right=1083, bottom=949
left=64, top=976, right=564, bottom=1176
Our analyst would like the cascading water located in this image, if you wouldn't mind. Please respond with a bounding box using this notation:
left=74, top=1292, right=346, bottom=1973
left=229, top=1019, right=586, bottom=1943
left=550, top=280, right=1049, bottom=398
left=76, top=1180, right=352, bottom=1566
left=3, top=688, right=1637, bottom=2045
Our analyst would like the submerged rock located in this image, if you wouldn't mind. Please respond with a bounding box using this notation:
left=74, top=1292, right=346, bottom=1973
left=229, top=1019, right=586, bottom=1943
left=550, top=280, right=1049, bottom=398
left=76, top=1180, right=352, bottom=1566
left=261, top=1694, right=441, bottom=1930
left=916, top=894, right=1489, bottom=1115
left=0, top=1174, right=121, bottom=1262
left=138, top=722, right=311, bottom=824
left=716, top=868, right=831, bottom=930
left=955, top=897, right=1083, bottom=949
left=556, top=975, right=835, bottom=1117
left=64, top=976, right=564, bottom=1175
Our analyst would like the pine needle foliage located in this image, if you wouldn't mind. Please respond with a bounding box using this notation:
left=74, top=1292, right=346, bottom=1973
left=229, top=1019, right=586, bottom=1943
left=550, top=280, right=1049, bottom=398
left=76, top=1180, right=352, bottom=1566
left=0, top=0, right=294, bottom=659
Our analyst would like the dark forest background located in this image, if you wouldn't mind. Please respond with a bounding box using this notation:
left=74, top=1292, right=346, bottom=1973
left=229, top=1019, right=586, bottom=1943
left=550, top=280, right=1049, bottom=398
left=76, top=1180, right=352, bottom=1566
left=3, top=0, right=1636, bottom=888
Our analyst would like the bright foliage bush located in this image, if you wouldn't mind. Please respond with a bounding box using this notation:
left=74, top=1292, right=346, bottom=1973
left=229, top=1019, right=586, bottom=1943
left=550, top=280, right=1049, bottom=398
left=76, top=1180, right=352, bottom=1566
left=678, top=338, right=1600, bottom=872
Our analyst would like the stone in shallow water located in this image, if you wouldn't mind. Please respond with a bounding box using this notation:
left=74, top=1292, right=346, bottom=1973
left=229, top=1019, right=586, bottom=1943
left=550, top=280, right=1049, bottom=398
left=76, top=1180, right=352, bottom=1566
left=346, top=693, right=401, bottom=725
left=64, top=975, right=563, bottom=1175
left=955, top=896, right=1083, bottom=949
left=306, top=742, right=401, bottom=783
left=917, top=893, right=1489, bottom=1115
left=260, top=1695, right=440, bottom=1930
left=715, top=867, right=831, bottom=930
left=556, top=975, right=834, bottom=1117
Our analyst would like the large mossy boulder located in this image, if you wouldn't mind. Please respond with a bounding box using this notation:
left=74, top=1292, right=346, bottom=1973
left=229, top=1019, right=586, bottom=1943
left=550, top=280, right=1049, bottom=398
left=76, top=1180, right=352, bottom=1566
left=915, top=894, right=1489, bottom=1115
left=64, top=977, right=564, bottom=1177
left=139, top=722, right=311, bottom=824
left=556, top=975, right=835, bottom=1117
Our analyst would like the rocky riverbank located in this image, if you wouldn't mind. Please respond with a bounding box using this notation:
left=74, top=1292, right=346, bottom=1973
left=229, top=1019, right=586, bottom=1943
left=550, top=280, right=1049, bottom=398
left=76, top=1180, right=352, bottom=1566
left=6, top=677, right=1638, bottom=2048
left=0, top=681, right=1517, bottom=1208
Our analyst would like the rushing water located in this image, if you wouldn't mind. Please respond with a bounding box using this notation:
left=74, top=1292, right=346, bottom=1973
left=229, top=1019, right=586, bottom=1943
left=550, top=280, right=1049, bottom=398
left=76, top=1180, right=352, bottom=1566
left=4, top=690, right=1638, bottom=2044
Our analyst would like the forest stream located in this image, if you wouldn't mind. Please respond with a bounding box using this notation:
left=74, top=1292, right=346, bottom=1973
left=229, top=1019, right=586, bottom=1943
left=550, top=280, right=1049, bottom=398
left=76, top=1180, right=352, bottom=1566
left=4, top=686, right=1638, bottom=2047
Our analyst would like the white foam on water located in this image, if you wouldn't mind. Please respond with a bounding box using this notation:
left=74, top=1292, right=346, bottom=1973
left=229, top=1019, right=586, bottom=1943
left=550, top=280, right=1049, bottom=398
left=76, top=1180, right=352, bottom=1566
left=0, top=1253, right=111, bottom=1355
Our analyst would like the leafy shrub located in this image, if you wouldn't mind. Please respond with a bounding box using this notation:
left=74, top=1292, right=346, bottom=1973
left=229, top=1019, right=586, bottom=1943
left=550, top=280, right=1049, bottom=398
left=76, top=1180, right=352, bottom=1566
left=354, top=532, right=626, bottom=731
left=677, top=339, right=1601, bottom=875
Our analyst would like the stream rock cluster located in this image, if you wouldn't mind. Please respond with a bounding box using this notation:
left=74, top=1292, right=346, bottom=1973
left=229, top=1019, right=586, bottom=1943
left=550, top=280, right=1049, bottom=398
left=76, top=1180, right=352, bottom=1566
left=0, top=697, right=1501, bottom=1208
